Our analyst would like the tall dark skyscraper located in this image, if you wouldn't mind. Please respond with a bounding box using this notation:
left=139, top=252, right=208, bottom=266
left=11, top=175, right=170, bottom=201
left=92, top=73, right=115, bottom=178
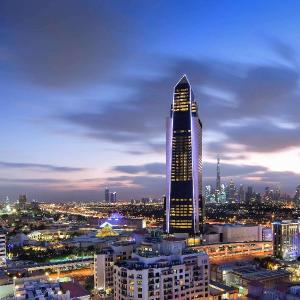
left=215, top=156, right=221, bottom=203
left=295, top=185, right=300, bottom=206
left=105, top=187, right=110, bottom=203
left=228, top=179, right=236, bottom=203
left=238, top=184, right=245, bottom=203
left=165, top=75, right=203, bottom=235
left=110, top=191, right=117, bottom=203
left=246, top=186, right=254, bottom=203
left=18, top=194, right=27, bottom=210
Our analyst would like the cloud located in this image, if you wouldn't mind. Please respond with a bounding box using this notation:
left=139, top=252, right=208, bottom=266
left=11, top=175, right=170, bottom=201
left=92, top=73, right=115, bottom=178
left=254, top=170, right=300, bottom=185
left=113, top=163, right=164, bottom=175
left=0, top=161, right=86, bottom=172
left=0, top=178, right=68, bottom=185
left=19, top=38, right=298, bottom=197
left=222, top=119, right=300, bottom=152
left=107, top=175, right=165, bottom=197
left=203, top=162, right=267, bottom=179
left=58, top=49, right=300, bottom=157
left=0, top=161, right=298, bottom=202
left=113, top=161, right=267, bottom=180
left=266, top=36, right=299, bottom=66
left=0, top=0, right=134, bottom=87
left=109, top=161, right=300, bottom=195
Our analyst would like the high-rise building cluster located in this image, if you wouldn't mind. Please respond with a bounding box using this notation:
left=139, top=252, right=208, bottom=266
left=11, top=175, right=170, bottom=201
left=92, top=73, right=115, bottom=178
left=105, top=187, right=117, bottom=203
left=204, top=157, right=294, bottom=205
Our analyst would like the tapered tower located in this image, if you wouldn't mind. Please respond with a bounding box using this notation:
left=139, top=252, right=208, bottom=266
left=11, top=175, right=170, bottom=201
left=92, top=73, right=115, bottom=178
left=165, top=75, right=204, bottom=235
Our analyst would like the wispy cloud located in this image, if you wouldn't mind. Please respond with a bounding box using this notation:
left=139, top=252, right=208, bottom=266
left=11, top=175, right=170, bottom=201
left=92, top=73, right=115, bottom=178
left=0, top=1, right=134, bottom=87
left=58, top=52, right=300, bottom=156
left=0, top=161, right=86, bottom=172
left=0, top=177, right=69, bottom=184
left=113, top=163, right=164, bottom=175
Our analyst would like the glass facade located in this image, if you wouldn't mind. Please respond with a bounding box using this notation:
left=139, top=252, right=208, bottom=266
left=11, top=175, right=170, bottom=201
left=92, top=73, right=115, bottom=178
left=166, top=75, right=204, bottom=235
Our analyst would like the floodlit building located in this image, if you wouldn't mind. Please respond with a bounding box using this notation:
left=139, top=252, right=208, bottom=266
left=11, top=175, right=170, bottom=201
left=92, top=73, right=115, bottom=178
left=110, top=192, right=117, bottom=203
left=97, top=215, right=146, bottom=231
left=27, top=229, right=71, bottom=241
left=114, top=237, right=209, bottom=300
left=165, top=75, right=204, bottom=235
left=273, top=219, right=300, bottom=260
left=206, top=223, right=265, bottom=243
left=194, top=241, right=273, bottom=260
left=209, top=280, right=239, bottom=300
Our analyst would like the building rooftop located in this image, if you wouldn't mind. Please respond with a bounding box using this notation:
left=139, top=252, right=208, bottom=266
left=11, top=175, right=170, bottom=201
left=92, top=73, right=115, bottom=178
left=112, top=240, right=135, bottom=247
left=163, top=236, right=186, bottom=241
left=232, top=267, right=290, bottom=281
left=117, top=258, right=184, bottom=271
left=273, top=219, right=300, bottom=225
left=117, top=248, right=207, bottom=271
left=60, top=281, right=89, bottom=298
left=210, top=280, right=239, bottom=293
left=211, top=223, right=260, bottom=227
left=14, top=278, right=61, bottom=300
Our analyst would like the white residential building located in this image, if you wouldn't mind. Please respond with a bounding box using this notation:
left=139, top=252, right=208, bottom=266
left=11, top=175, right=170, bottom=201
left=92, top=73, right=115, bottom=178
left=114, top=237, right=209, bottom=300
left=94, top=241, right=135, bottom=294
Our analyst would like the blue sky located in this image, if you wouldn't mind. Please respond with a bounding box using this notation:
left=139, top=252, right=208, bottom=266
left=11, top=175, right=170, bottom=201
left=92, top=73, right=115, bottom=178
left=0, top=0, right=300, bottom=201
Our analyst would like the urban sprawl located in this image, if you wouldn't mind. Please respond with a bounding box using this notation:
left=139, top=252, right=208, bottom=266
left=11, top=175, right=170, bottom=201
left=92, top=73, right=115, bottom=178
left=1, top=76, right=300, bottom=300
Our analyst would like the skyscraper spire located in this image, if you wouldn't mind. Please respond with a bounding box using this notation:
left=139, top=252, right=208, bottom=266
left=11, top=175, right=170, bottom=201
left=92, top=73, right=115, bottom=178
left=216, top=155, right=221, bottom=192
left=176, top=74, right=189, bottom=85
left=165, top=75, right=204, bottom=235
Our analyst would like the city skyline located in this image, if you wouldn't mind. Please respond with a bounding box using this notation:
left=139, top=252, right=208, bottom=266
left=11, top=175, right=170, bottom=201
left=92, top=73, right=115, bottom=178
left=1, top=1, right=300, bottom=201
left=3, top=3, right=300, bottom=300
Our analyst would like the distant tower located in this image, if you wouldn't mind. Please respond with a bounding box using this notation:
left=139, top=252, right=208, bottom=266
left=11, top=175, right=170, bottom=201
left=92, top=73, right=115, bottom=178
left=216, top=156, right=221, bottom=192
left=294, top=185, right=300, bottom=206
left=105, top=187, right=110, bottom=203
left=238, top=184, right=245, bottom=203
left=274, top=187, right=281, bottom=201
left=18, top=194, right=27, bottom=210
left=205, top=185, right=212, bottom=203
left=110, top=192, right=117, bottom=203
left=165, top=75, right=203, bottom=235
left=246, top=186, right=254, bottom=203
left=215, top=156, right=221, bottom=203
left=228, top=179, right=236, bottom=203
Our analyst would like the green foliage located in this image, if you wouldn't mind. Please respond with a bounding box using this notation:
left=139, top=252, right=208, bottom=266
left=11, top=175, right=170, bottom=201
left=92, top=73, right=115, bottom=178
left=9, top=245, right=95, bottom=263
left=84, top=276, right=94, bottom=292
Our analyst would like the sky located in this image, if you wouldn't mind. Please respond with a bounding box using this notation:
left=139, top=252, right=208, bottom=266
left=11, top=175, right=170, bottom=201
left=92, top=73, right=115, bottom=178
left=0, top=0, right=300, bottom=202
